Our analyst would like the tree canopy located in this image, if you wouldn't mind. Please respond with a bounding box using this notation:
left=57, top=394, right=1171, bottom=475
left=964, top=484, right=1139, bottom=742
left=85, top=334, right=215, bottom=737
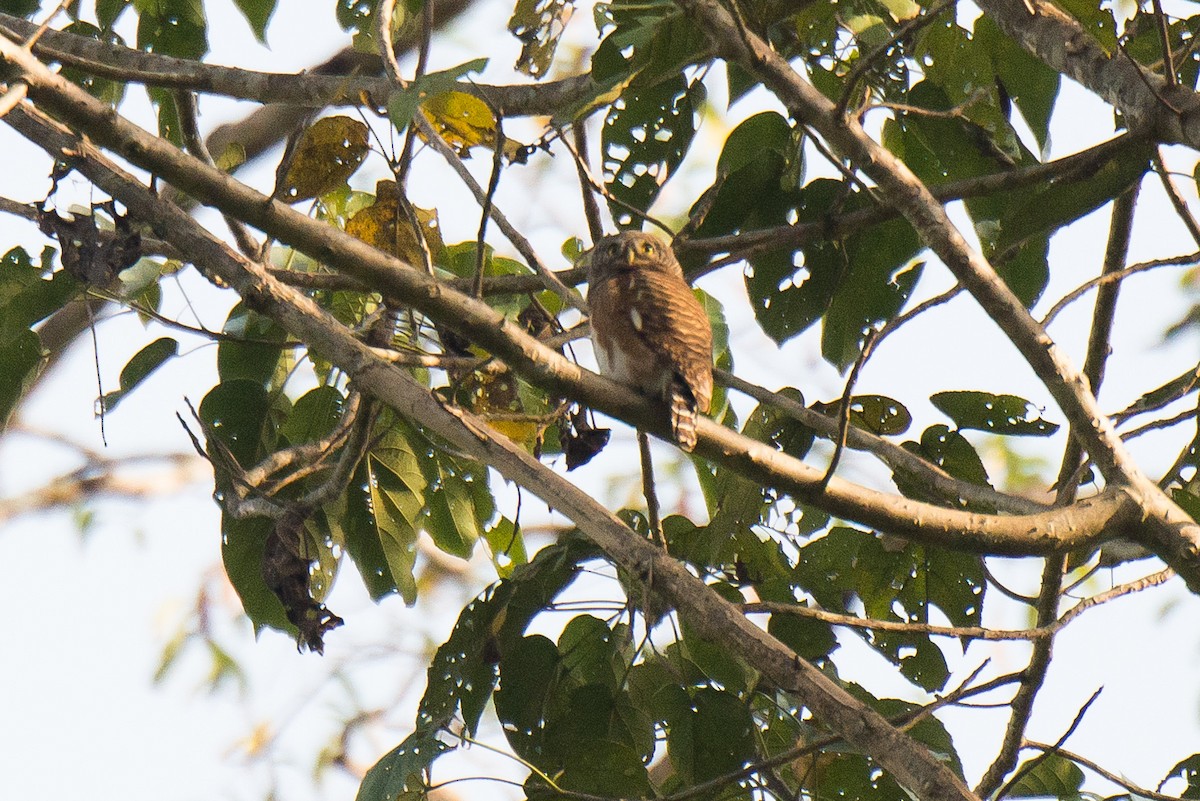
left=2, top=0, right=1200, bottom=800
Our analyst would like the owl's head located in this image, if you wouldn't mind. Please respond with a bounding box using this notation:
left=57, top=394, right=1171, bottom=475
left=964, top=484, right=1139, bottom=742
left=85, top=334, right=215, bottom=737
left=586, top=231, right=682, bottom=282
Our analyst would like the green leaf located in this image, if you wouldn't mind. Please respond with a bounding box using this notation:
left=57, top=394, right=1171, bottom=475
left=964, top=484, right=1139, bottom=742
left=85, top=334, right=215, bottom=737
left=385, top=58, right=490, bottom=135
left=198, top=379, right=273, bottom=469
left=218, top=302, right=288, bottom=386
left=415, top=534, right=597, bottom=736
left=135, top=0, right=208, bottom=59
left=0, top=328, right=44, bottom=431
left=508, top=0, right=573, bottom=78
left=1007, top=753, right=1085, bottom=799
left=768, top=604, right=837, bottom=661
left=232, top=0, right=276, bottom=42
left=903, top=424, right=992, bottom=491
left=0, top=0, right=40, bottom=16
left=97, top=0, right=132, bottom=29
left=356, top=730, right=450, bottom=801
left=602, top=74, right=703, bottom=227
left=743, top=179, right=844, bottom=344
left=280, top=386, right=345, bottom=444
left=495, top=634, right=560, bottom=738
left=821, top=220, right=923, bottom=370
left=667, top=687, right=757, bottom=784
left=221, top=514, right=289, bottom=633
left=343, top=415, right=425, bottom=603
left=717, top=111, right=794, bottom=176
left=1164, top=754, right=1200, bottom=799
left=0, top=247, right=79, bottom=338
left=931, top=390, right=1060, bottom=436
left=973, top=15, right=1059, bottom=152
left=101, top=336, right=178, bottom=412
left=422, top=452, right=489, bottom=559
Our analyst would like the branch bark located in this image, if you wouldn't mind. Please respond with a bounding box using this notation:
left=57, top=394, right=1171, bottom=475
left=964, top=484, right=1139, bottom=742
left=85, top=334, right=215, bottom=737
left=670, top=0, right=1200, bottom=591
left=0, top=36, right=1146, bottom=563
left=2, top=98, right=982, bottom=801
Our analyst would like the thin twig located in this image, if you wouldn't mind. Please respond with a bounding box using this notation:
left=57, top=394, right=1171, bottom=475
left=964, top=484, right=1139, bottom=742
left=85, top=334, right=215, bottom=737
left=572, top=123, right=604, bottom=244
left=1153, top=148, right=1200, bottom=249
left=474, top=118, right=506, bottom=298
left=637, top=430, right=665, bottom=548
left=995, top=688, right=1103, bottom=801
left=413, top=110, right=586, bottom=311
left=1040, top=251, right=1196, bottom=327
left=821, top=329, right=878, bottom=490
left=835, top=0, right=956, bottom=117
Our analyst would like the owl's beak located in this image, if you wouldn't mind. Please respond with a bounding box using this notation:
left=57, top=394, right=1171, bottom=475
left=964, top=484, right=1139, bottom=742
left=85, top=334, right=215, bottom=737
left=623, top=244, right=637, bottom=266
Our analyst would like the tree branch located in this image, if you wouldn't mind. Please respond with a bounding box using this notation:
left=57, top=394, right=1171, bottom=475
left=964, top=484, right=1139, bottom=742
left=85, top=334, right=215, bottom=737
left=4, top=100, right=982, bottom=801
left=671, top=0, right=1200, bottom=592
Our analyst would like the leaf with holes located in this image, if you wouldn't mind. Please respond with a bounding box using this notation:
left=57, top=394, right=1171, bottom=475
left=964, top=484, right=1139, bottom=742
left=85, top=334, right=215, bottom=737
left=508, top=0, right=574, bottom=78
left=279, top=116, right=370, bottom=203
left=931, top=390, right=1059, bottom=436
left=601, top=74, right=702, bottom=227
left=346, top=181, right=444, bottom=269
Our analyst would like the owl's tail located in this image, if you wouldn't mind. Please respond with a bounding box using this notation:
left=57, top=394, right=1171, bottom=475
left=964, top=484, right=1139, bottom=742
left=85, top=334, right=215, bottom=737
left=669, top=383, right=699, bottom=452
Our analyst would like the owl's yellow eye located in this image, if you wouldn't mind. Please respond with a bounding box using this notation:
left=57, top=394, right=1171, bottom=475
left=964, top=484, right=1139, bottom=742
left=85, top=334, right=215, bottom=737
left=639, top=241, right=655, bottom=255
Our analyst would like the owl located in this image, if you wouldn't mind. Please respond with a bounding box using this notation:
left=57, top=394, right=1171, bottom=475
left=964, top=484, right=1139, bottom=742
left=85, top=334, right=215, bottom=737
left=586, top=231, right=714, bottom=452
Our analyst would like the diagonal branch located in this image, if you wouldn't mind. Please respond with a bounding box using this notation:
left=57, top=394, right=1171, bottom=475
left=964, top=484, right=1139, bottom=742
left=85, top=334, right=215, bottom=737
left=670, top=0, right=1200, bottom=592
left=0, top=39, right=1149, bottom=563
left=6, top=100, right=982, bottom=801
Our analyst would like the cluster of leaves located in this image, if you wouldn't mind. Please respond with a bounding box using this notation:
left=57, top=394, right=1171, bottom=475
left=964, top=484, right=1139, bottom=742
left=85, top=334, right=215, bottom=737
left=5, top=0, right=1200, bottom=798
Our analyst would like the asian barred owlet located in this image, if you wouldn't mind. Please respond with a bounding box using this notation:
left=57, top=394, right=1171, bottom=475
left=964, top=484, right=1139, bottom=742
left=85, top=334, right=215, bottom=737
left=586, top=231, right=714, bottom=452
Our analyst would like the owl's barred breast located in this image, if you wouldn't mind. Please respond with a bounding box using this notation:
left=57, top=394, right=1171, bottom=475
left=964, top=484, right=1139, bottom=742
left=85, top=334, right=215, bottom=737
left=585, top=232, right=714, bottom=451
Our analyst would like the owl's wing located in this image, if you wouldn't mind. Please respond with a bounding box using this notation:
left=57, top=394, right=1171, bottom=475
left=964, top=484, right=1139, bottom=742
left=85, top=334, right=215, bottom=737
left=627, top=270, right=714, bottom=414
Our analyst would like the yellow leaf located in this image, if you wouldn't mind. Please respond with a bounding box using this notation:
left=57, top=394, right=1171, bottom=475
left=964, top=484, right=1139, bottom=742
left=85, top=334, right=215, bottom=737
left=419, top=91, right=525, bottom=159
left=279, top=116, right=370, bottom=203
left=345, top=180, right=444, bottom=268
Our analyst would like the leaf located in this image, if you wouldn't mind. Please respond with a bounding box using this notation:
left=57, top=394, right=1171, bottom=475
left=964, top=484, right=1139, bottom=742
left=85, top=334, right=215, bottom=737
left=0, top=247, right=79, bottom=339
left=221, top=514, right=289, bottom=633
left=422, top=453, right=490, bottom=559
left=0, top=328, right=44, bottom=431
left=280, top=385, right=345, bottom=444
left=484, top=517, right=528, bottom=577
left=356, top=731, right=450, bottom=801
left=931, top=390, right=1060, bottom=436
left=904, top=424, right=992, bottom=490
left=418, top=90, right=524, bottom=159
left=821, top=217, right=923, bottom=370
left=343, top=415, right=426, bottom=603
left=742, top=180, right=844, bottom=344
left=198, top=379, right=273, bottom=469
left=667, top=688, right=757, bottom=784
left=1163, top=754, right=1200, bottom=800
left=973, top=15, right=1059, bottom=152
left=232, top=0, right=276, bottom=42
left=602, top=74, right=703, bottom=227
left=101, top=336, right=178, bottom=412
left=1007, top=753, right=1085, bottom=799
left=768, top=604, right=838, bottom=661
left=134, top=0, right=207, bottom=59
left=345, top=180, right=445, bottom=268
left=217, top=302, right=288, bottom=386
left=813, top=394, right=912, bottom=436
left=508, top=0, right=574, bottom=78
left=385, top=58, right=489, bottom=134
left=415, top=534, right=597, bottom=736
left=279, top=116, right=370, bottom=203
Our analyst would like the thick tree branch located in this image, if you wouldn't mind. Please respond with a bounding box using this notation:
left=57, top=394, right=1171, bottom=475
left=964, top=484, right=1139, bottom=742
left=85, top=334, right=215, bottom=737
left=0, top=42, right=1147, bottom=562
left=974, top=0, right=1200, bottom=148
left=5, top=102, right=981, bottom=801
left=0, top=12, right=593, bottom=119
